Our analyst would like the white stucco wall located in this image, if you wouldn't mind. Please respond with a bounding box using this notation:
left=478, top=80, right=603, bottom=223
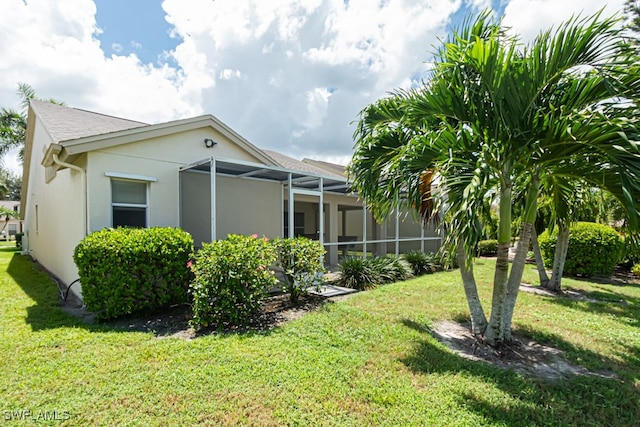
left=85, top=127, right=267, bottom=233
left=24, top=121, right=276, bottom=297
left=22, top=118, right=86, bottom=293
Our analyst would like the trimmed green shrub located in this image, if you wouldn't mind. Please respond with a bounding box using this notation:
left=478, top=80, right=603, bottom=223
left=403, top=250, right=440, bottom=275
left=477, top=239, right=498, bottom=257
left=335, top=256, right=412, bottom=290
left=538, top=222, right=623, bottom=277
left=188, top=234, right=278, bottom=329
left=73, top=227, right=193, bottom=320
left=632, top=263, right=640, bottom=277
left=272, top=237, right=326, bottom=302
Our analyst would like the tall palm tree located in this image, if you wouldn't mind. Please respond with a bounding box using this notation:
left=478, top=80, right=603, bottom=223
left=349, top=11, right=640, bottom=346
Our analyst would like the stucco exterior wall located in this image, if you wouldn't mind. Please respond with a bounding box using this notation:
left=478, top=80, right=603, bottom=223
left=22, top=117, right=86, bottom=293
left=85, top=127, right=268, bottom=233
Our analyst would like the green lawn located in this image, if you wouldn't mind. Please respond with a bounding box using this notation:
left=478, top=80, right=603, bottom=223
left=1, top=248, right=639, bottom=426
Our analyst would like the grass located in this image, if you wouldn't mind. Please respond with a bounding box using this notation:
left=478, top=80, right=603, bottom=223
left=1, top=248, right=639, bottom=426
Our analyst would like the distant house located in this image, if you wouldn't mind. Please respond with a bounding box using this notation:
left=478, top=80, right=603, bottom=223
left=0, top=200, right=22, bottom=238
left=21, top=100, right=441, bottom=300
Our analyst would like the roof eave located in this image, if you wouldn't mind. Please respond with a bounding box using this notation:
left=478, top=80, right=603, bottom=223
left=60, top=114, right=278, bottom=167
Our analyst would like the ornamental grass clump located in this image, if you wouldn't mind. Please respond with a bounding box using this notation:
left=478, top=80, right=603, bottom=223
left=403, top=250, right=441, bottom=275
left=188, top=234, right=278, bottom=329
left=73, top=227, right=193, bottom=320
left=335, top=256, right=412, bottom=290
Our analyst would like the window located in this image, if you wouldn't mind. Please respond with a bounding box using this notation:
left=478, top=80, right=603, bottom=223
left=111, top=180, right=148, bottom=227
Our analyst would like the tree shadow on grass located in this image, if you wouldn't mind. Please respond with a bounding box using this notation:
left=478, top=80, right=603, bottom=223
left=540, top=284, right=640, bottom=328
left=399, top=318, right=640, bottom=426
left=5, top=252, right=323, bottom=339
left=5, top=251, right=90, bottom=331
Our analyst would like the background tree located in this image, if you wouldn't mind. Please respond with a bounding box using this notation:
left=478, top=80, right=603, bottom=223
left=0, top=170, right=21, bottom=201
left=349, top=12, right=640, bottom=347
left=0, top=83, right=63, bottom=164
left=626, top=0, right=640, bottom=44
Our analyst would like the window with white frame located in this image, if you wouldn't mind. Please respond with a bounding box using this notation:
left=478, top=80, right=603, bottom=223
left=111, top=179, right=148, bottom=227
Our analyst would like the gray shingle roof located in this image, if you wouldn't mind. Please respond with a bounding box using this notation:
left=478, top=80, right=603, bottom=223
left=30, top=99, right=148, bottom=143
left=29, top=100, right=347, bottom=180
left=302, top=158, right=347, bottom=177
left=262, top=150, right=345, bottom=178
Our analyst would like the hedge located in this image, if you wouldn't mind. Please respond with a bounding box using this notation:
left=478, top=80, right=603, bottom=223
left=538, top=222, right=623, bottom=277
left=73, top=227, right=193, bottom=320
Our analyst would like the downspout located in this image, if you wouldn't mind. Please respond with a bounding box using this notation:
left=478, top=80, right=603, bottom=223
left=52, top=154, right=88, bottom=237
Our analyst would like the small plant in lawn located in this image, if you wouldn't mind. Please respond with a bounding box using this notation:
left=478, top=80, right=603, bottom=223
left=272, top=237, right=326, bottom=303
left=335, top=257, right=377, bottom=290
left=632, top=263, right=640, bottom=277
left=620, top=236, right=640, bottom=269
left=403, top=250, right=440, bottom=275
left=369, top=256, right=412, bottom=283
left=188, top=234, right=278, bottom=329
left=335, top=256, right=412, bottom=290
left=73, top=227, right=193, bottom=320
left=434, top=246, right=459, bottom=270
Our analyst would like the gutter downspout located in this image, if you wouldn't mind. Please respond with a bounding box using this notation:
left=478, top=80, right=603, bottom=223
left=52, top=154, right=88, bottom=237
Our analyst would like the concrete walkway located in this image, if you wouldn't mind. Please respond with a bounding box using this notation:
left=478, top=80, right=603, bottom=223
left=309, top=284, right=358, bottom=298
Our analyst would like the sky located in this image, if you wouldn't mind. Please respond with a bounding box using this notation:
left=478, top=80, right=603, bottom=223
left=0, top=0, right=628, bottom=175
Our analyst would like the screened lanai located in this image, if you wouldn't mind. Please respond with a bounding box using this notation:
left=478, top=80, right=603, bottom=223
left=179, top=156, right=442, bottom=265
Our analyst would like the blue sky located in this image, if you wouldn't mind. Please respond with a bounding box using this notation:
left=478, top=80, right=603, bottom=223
left=0, top=0, right=627, bottom=175
left=94, top=0, right=180, bottom=65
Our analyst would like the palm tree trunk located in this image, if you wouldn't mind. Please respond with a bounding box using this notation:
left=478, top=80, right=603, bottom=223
left=502, top=179, right=538, bottom=341
left=504, top=221, right=533, bottom=341
left=547, top=222, right=570, bottom=292
left=457, top=244, right=487, bottom=335
left=484, top=183, right=512, bottom=347
left=531, top=229, right=549, bottom=287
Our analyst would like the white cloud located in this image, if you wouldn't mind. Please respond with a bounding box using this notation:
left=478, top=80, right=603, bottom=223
left=161, top=0, right=461, bottom=158
left=0, top=0, right=630, bottom=179
left=0, top=0, right=200, bottom=125
left=502, top=0, right=627, bottom=42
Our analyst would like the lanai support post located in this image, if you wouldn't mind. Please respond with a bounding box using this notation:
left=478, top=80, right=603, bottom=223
left=395, top=208, right=400, bottom=257
left=210, top=156, right=217, bottom=241
left=362, top=205, right=367, bottom=258
left=288, top=173, right=294, bottom=239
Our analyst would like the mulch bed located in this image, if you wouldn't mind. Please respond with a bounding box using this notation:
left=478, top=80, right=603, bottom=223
left=65, top=292, right=333, bottom=340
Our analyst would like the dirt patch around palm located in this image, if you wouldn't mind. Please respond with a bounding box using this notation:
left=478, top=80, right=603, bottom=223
left=431, top=320, right=618, bottom=381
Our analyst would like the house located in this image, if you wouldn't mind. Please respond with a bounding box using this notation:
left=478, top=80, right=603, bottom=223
left=0, top=200, right=22, bottom=239
left=21, top=100, right=442, bottom=300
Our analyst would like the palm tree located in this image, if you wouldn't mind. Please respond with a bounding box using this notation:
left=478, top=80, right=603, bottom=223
left=0, top=83, right=63, bottom=164
left=0, top=107, right=26, bottom=161
left=349, top=11, right=640, bottom=346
